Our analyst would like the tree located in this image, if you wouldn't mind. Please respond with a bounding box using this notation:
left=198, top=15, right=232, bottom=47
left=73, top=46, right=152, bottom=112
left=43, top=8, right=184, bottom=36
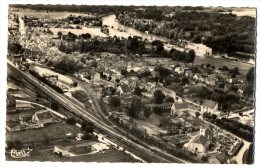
left=85, top=126, right=94, bottom=134
left=128, top=95, right=142, bottom=117
left=246, top=67, right=255, bottom=84
left=8, top=42, right=23, bottom=54
left=165, top=96, right=174, bottom=103
left=202, top=112, right=209, bottom=119
left=233, top=67, right=240, bottom=75
left=153, top=106, right=167, bottom=115
left=172, top=50, right=182, bottom=61
left=245, top=143, right=254, bottom=164
left=121, top=68, right=128, bottom=75
left=186, top=49, right=196, bottom=63
left=153, top=90, right=165, bottom=104
left=66, top=117, right=76, bottom=125
left=91, top=61, right=97, bottom=68
left=195, top=112, right=200, bottom=118
left=115, top=78, right=120, bottom=83
left=152, top=40, right=164, bottom=52
left=57, top=31, right=62, bottom=38
left=143, top=106, right=152, bottom=118
left=212, top=114, right=217, bottom=121
left=82, top=132, right=92, bottom=140
left=134, top=87, right=142, bottom=96
left=109, top=96, right=121, bottom=107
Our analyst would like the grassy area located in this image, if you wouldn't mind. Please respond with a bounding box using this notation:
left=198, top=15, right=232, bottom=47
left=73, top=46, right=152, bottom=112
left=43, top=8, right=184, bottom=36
left=194, top=57, right=254, bottom=76
left=135, top=113, right=163, bottom=135
left=6, top=149, right=138, bottom=162
left=144, top=57, right=254, bottom=76
left=6, top=122, right=79, bottom=144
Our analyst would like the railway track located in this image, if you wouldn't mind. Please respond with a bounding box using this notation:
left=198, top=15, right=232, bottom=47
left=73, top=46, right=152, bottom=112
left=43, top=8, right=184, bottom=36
left=8, top=62, right=185, bottom=163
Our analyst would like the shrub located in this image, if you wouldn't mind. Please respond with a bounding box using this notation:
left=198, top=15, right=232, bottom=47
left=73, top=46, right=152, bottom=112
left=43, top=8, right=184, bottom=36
left=66, top=117, right=76, bottom=125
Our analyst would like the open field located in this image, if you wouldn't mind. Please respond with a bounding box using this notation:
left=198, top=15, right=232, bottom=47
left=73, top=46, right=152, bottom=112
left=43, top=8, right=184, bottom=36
left=11, top=9, right=94, bottom=19
left=50, top=27, right=106, bottom=37
left=135, top=113, right=163, bottom=135
left=144, top=57, right=254, bottom=76
left=6, top=149, right=138, bottom=162
left=194, top=57, right=254, bottom=76
left=6, top=122, right=79, bottom=144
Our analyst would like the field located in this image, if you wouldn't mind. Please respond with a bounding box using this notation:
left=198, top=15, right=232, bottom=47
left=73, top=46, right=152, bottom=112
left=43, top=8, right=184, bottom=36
left=134, top=113, right=164, bottom=135
left=6, top=122, right=79, bottom=144
left=144, top=57, right=254, bottom=76
left=194, top=57, right=254, bottom=76
left=50, top=27, right=106, bottom=37
left=11, top=9, right=94, bottom=19
left=6, top=149, right=138, bottom=162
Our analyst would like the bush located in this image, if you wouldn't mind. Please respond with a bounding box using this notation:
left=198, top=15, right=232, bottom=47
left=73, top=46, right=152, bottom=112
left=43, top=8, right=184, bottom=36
left=109, top=96, right=121, bottom=107
left=66, top=117, right=76, bottom=125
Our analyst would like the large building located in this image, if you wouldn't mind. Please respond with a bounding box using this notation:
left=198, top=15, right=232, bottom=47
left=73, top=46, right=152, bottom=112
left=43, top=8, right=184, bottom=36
left=201, top=99, right=218, bottom=114
left=185, top=43, right=212, bottom=57
left=183, top=127, right=213, bottom=154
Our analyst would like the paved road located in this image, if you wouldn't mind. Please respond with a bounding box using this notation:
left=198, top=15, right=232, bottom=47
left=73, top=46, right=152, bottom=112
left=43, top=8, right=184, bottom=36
left=8, top=61, right=185, bottom=163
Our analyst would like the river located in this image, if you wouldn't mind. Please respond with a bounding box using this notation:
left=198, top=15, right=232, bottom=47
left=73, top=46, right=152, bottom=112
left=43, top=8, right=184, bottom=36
left=102, top=15, right=170, bottom=42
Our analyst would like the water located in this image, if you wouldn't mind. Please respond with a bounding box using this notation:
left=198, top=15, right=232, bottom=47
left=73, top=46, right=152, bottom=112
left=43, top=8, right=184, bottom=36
left=220, top=9, right=256, bottom=18
left=102, top=15, right=170, bottom=42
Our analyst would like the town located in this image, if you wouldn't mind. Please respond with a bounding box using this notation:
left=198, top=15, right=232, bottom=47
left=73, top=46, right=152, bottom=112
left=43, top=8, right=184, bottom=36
left=6, top=5, right=255, bottom=164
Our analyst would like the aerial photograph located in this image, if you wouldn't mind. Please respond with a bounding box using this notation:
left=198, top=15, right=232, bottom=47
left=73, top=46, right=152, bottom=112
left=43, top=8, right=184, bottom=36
left=6, top=4, right=256, bottom=164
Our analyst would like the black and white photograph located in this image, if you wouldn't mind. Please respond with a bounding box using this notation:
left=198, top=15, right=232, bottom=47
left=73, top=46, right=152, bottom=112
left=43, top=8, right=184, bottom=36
left=1, top=0, right=259, bottom=166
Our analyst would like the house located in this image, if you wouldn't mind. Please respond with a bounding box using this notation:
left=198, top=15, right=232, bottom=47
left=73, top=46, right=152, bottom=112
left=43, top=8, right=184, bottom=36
left=184, top=69, right=193, bottom=77
left=136, top=80, right=146, bottom=89
left=92, top=72, right=100, bottom=83
left=208, top=152, right=229, bottom=164
left=7, top=94, right=16, bottom=113
left=237, top=88, right=244, bottom=95
left=174, top=67, right=185, bottom=74
left=146, top=102, right=173, bottom=110
left=146, top=82, right=156, bottom=93
left=205, top=74, right=217, bottom=86
left=193, top=74, right=198, bottom=80
left=10, top=54, right=22, bottom=64
left=185, top=43, right=212, bottom=57
left=111, top=73, right=122, bottom=83
left=116, top=84, right=131, bottom=96
left=201, top=99, right=218, bottom=113
left=31, top=110, right=56, bottom=124
left=19, top=114, right=32, bottom=124
left=103, top=70, right=113, bottom=78
left=157, top=87, right=176, bottom=100
left=127, top=76, right=139, bottom=89
left=51, top=35, right=61, bottom=46
left=171, top=103, right=188, bottom=116
left=183, top=127, right=213, bottom=154
left=53, top=146, right=76, bottom=157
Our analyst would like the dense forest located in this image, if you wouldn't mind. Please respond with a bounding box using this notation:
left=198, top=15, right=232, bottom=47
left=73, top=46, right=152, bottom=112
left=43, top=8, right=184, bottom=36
left=118, top=11, right=256, bottom=54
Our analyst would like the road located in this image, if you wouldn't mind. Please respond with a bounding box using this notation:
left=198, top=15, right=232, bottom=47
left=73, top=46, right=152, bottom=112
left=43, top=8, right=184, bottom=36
left=8, top=61, right=186, bottom=163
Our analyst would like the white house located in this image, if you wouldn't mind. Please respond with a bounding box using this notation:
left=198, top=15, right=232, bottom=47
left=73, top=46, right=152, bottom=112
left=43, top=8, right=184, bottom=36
left=92, top=72, right=100, bottom=83
left=171, top=103, right=188, bottom=116
left=116, top=84, right=131, bottom=96
left=186, top=43, right=212, bottom=57
left=183, top=127, right=213, bottom=154
left=145, top=82, right=156, bottom=93
left=200, top=99, right=218, bottom=113
left=174, top=67, right=185, bottom=74
left=53, top=146, right=75, bottom=157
